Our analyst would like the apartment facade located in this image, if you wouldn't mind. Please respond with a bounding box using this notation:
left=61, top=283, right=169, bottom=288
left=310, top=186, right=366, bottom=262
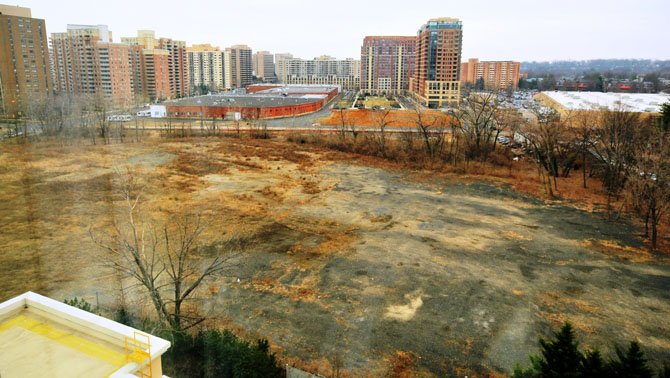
left=276, top=56, right=360, bottom=90
left=224, top=44, right=253, bottom=89
left=122, top=31, right=187, bottom=100
left=51, top=24, right=135, bottom=107
left=253, top=50, right=275, bottom=82
left=410, top=17, right=463, bottom=108
left=95, top=42, right=134, bottom=106
left=159, top=38, right=188, bottom=98
left=0, top=5, right=52, bottom=116
left=360, top=36, right=416, bottom=95
left=460, top=58, right=520, bottom=90
left=141, top=49, right=170, bottom=101
left=187, top=44, right=225, bottom=93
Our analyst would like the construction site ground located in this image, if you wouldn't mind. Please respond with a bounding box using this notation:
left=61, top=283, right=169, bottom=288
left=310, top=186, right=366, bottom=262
left=0, top=136, right=668, bottom=376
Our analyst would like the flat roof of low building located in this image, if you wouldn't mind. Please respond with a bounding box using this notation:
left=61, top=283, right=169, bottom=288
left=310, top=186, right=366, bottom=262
left=167, top=93, right=327, bottom=108
left=0, top=292, right=170, bottom=378
left=247, top=84, right=340, bottom=94
left=541, top=91, right=670, bottom=113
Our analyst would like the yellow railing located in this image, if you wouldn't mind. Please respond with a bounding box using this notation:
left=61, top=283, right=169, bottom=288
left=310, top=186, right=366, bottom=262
left=124, top=331, right=152, bottom=377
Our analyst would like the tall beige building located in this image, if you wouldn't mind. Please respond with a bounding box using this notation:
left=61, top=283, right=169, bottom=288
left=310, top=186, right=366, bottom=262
left=252, top=51, right=275, bottom=82
left=275, top=56, right=360, bottom=90
left=0, top=4, right=53, bottom=116
left=121, top=30, right=156, bottom=49
left=460, top=58, right=521, bottom=90
left=187, top=44, right=225, bottom=93
left=224, top=44, right=253, bottom=89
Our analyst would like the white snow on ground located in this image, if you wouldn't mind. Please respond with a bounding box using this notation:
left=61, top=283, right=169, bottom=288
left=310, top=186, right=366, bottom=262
left=541, top=91, right=670, bottom=113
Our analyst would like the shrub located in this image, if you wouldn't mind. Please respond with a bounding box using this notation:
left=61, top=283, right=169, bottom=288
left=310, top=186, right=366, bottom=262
left=162, top=329, right=285, bottom=378
left=514, top=322, right=662, bottom=378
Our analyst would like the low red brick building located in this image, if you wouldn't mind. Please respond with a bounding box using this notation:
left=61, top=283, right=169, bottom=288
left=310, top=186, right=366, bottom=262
left=165, top=84, right=338, bottom=119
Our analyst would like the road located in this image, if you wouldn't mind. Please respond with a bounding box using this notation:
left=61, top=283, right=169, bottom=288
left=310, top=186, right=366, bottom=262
left=265, top=92, right=344, bottom=127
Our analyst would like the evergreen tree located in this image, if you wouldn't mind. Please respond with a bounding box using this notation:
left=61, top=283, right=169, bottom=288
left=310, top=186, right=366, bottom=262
left=538, top=323, right=584, bottom=378
left=607, top=342, right=653, bottom=378
left=660, top=102, right=670, bottom=132
left=658, top=364, right=670, bottom=378
left=580, top=350, right=608, bottom=378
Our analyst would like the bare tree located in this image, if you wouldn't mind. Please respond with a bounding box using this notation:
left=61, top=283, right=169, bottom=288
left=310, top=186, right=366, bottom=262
left=523, top=108, right=572, bottom=196
left=338, top=109, right=348, bottom=142
left=413, top=108, right=442, bottom=159
left=92, top=93, right=111, bottom=144
left=451, top=92, right=500, bottom=162
left=627, top=127, right=670, bottom=250
left=91, top=171, right=243, bottom=331
left=572, top=111, right=599, bottom=188
left=591, top=105, right=643, bottom=213
left=372, top=108, right=393, bottom=157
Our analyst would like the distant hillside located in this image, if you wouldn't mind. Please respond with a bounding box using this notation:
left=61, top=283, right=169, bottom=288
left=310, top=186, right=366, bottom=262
left=521, top=59, right=670, bottom=77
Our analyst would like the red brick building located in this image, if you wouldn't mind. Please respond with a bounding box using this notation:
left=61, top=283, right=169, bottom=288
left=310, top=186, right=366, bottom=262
left=165, top=85, right=338, bottom=120
left=360, top=36, right=416, bottom=94
left=460, top=59, right=521, bottom=90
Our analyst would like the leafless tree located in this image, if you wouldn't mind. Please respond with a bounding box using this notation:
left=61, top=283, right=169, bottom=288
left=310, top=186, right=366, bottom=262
left=92, top=93, right=111, bottom=144
left=523, top=108, right=573, bottom=196
left=591, top=104, right=643, bottom=213
left=372, top=108, right=393, bottom=157
left=413, top=108, right=443, bottom=159
left=571, top=111, right=599, bottom=188
left=338, top=109, right=348, bottom=142
left=451, top=92, right=500, bottom=162
left=627, top=127, right=670, bottom=250
left=91, top=170, right=243, bottom=331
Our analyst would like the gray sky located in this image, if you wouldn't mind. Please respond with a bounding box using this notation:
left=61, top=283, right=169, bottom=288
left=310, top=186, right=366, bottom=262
left=16, top=0, right=670, bottom=61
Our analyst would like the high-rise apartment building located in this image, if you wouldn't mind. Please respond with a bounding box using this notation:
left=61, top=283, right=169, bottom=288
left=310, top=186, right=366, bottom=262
left=159, top=38, right=188, bottom=98
left=187, top=44, right=225, bottom=93
left=252, top=51, right=275, bottom=82
left=460, top=58, right=520, bottom=90
left=274, top=53, right=293, bottom=63
left=0, top=4, right=53, bottom=116
left=95, top=42, right=134, bottom=106
left=51, top=24, right=134, bottom=107
left=122, top=31, right=187, bottom=100
left=224, top=45, right=253, bottom=89
left=410, top=17, right=463, bottom=108
left=275, top=56, right=360, bottom=90
left=140, top=48, right=170, bottom=101
left=360, top=36, right=416, bottom=95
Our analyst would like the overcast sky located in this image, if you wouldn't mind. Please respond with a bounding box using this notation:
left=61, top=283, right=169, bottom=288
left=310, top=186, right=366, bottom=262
left=16, top=0, right=670, bottom=61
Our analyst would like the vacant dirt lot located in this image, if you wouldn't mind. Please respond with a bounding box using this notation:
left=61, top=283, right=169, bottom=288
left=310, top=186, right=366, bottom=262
left=0, top=136, right=668, bottom=376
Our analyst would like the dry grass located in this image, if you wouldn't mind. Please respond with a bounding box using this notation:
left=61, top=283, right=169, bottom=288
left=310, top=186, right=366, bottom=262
left=581, top=240, right=656, bottom=263
left=317, top=109, right=452, bottom=128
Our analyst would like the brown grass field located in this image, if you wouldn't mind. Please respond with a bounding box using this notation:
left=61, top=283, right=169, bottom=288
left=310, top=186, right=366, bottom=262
left=0, top=134, right=668, bottom=377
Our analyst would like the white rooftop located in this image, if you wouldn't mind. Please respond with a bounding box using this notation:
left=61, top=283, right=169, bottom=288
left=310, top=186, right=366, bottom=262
left=541, top=91, right=670, bottom=113
left=0, top=292, right=170, bottom=378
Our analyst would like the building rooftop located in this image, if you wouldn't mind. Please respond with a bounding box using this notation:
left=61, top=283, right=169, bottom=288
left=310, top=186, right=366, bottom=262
left=167, top=93, right=327, bottom=108
left=251, top=84, right=340, bottom=94
left=0, top=292, right=170, bottom=378
left=0, top=4, right=32, bottom=17
left=541, top=91, right=670, bottom=113
left=167, top=85, right=338, bottom=108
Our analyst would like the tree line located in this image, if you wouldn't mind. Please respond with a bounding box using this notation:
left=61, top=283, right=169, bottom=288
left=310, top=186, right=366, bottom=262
left=290, top=94, right=670, bottom=251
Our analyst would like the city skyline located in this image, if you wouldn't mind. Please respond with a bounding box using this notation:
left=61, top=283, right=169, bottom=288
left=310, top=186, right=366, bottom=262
left=13, top=0, right=670, bottom=61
